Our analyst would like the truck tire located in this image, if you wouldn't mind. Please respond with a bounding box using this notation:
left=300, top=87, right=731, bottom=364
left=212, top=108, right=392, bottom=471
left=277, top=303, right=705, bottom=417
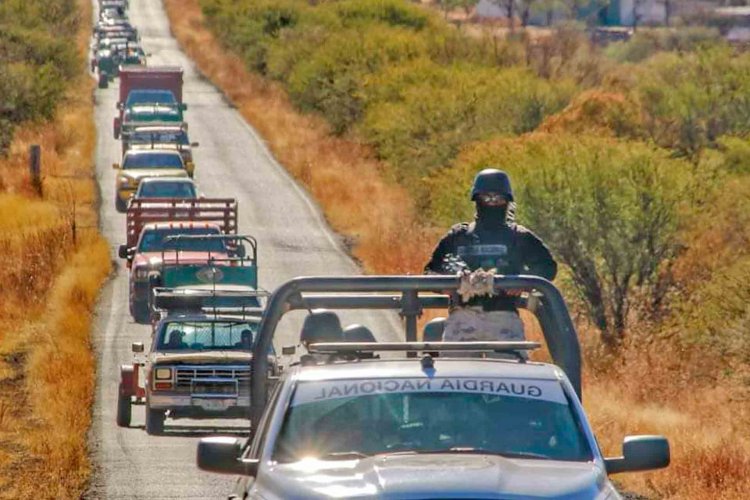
left=98, top=72, right=109, bottom=89
left=145, top=406, right=165, bottom=435
left=115, top=196, right=127, bottom=213
left=116, top=385, right=132, bottom=427
left=133, top=299, right=150, bottom=324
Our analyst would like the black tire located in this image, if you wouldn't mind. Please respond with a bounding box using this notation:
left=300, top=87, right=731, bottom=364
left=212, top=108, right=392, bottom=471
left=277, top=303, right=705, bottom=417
left=116, top=386, right=132, bottom=427
left=145, top=405, right=165, bottom=435
left=115, top=196, right=127, bottom=213
left=98, top=72, right=108, bottom=89
left=133, top=298, right=150, bottom=324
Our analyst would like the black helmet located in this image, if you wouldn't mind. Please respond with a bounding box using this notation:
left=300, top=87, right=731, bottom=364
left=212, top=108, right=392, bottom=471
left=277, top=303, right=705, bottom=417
left=470, top=168, right=513, bottom=202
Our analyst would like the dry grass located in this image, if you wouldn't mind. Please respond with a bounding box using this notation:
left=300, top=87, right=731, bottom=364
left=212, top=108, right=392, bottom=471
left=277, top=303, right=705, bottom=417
left=165, top=2, right=748, bottom=498
left=0, top=0, right=112, bottom=497
left=164, top=0, right=440, bottom=274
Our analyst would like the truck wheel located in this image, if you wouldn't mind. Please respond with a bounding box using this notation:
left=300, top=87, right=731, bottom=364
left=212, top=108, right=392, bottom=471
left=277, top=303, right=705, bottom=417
left=145, top=406, right=165, bottom=435
left=116, top=385, right=132, bottom=427
left=115, top=196, right=127, bottom=213
left=98, top=72, right=108, bottom=89
left=133, top=299, right=150, bottom=324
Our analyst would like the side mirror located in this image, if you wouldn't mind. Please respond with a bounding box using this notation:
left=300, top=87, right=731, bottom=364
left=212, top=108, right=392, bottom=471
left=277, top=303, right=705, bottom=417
left=181, top=103, right=188, bottom=111
left=190, top=142, right=199, bottom=148
left=234, top=245, right=246, bottom=259
left=605, top=436, right=670, bottom=474
left=131, top=342, right=144, bottom=353
left=196, top=437, right=258, bottom=476
left=118, top=244, right=129, bottom=259
left=112, top=163, right=121, bottom=170
left=116, top=102, right=123, bottom=110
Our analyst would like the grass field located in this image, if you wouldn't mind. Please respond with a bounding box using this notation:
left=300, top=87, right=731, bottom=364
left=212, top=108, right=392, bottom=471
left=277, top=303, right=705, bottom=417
left=0, top=0, right=111, bottom=497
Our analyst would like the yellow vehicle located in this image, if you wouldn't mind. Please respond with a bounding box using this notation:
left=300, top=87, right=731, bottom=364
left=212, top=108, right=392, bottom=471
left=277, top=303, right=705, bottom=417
left=113, top=150, right=190, bottom=212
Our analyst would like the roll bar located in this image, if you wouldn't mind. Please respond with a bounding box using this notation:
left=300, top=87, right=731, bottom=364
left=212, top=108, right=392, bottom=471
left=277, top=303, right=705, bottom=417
left=250, top=275, right=581, bottom=427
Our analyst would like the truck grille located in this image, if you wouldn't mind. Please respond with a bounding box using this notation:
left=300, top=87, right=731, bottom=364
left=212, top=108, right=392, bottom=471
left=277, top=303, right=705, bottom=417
left=175, top=365, right=250, bottom=388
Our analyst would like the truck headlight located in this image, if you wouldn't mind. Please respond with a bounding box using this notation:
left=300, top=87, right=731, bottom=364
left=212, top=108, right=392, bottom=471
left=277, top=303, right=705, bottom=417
left=154, top=367, right=172, bottom=380
left=119, top=175, right=132, bottom=186
left=134, top=267, right=149, bottom=280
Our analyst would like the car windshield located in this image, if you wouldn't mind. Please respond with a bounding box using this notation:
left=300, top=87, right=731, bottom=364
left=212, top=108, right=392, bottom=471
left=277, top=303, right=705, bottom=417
left=137, top=181, right=196, bottom=198
left=129, top=130, right=189, bottom=146
left=157, top=321, right=258, bottom=351
left=123, top=153, right=183, bottom=169
left=126, top=90, right=177, bottom=107
left=138, top=227, right=226, bottom=253
left=273, top=377, right=592, bottom=463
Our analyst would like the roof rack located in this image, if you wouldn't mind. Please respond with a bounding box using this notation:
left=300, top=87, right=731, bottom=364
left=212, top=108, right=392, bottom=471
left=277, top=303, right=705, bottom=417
left=307, top=341, right=540, bottom=354
left=250, top=275, right=582, bottom=428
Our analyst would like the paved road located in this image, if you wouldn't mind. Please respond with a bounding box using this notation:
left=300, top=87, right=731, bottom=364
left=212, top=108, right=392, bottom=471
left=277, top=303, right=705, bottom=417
left=87, top=0, right=397, bottom=497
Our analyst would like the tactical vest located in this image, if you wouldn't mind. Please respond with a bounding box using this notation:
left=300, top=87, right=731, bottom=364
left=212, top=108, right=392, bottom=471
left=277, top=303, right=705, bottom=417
left=450, top=222, right=521, bottom=311
left=455, top=222, right=521, bottom=275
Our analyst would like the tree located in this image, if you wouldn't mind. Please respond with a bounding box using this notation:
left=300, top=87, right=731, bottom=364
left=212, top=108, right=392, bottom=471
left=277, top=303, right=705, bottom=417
left=493, top=0, right=517, bottom=32
left=430, top=134, right=692, bottom=344
left=517, top=0, right=539, bottom=26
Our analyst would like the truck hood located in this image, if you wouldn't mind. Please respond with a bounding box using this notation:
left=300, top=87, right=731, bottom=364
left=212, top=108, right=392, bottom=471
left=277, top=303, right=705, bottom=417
left=132, top=251, right=228, bottom=268
left=257, top=454, right=612, bottom=499
left=152, top=351, right=252, bottom=365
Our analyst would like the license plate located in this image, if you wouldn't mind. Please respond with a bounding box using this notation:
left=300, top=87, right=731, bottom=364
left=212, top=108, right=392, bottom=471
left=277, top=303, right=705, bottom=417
left=194, top=398, right=234, bottom=411
left=193, top=382, right=236, bottom=395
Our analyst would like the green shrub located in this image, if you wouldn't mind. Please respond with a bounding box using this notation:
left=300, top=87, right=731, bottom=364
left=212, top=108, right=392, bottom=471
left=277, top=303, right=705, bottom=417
left=429, top=133, right=694, bottom=341
left=330, top=0, right=432, bottom=30
left=629, top=47, right=750, bottom=158
left=0, top=1, right=81, bottom=155
left=605, top=27, right=723, bottom=63
left=286, top=26, right=429, bottom=133
left=362, top=64, right=573, bottom=199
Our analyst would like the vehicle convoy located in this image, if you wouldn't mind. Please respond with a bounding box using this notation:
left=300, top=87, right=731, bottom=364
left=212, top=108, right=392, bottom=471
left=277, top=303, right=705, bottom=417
left=121, top=123, right=198, bottom=168
left=116, top=289, right=278, bottom=435
left=197, top=275, right=670, bottom=499
left=114, top=66, right=185, bottom=139
left=113, top=150, right=192, bottom=211
left=118, top=198, right=239, bottom=322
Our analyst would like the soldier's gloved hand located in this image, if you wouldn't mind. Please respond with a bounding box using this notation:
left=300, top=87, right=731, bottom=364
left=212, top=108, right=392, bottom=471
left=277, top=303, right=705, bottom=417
left=457, top=268, right=496, bottom=302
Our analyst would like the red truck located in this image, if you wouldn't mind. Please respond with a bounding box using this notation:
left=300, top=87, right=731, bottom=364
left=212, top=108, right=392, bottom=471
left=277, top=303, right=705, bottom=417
left=114, top=66, right=185, bottom=139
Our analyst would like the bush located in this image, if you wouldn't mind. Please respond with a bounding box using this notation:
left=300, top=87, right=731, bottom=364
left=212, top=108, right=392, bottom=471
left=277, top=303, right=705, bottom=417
left=362, top=63, right=573, bottom=199
left=605, top=27, right=723, bottom=63
left=0, top=0, right=81, bottom=155
left=629, top=47, right=750, bottom=158
left=286, top=26, right=429, bottom=133
left=429, top=133, right=694, bottom=341
left=200, top=0, right=576, bottom=187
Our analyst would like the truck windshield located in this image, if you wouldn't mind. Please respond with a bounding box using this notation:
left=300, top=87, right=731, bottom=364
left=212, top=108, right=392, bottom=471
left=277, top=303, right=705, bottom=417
left=123, top=152, right=183, bottom=169
left=137, top=181, right=196, bottom=199
left=126, top=90, right=177, bottom=107
left=129, top=130, right=189, bottom=146
left=274, top=378, right=592, bottom=463
left=138, top=228, right=226, bottom=253
left=157, top=321, right=258, bottom=350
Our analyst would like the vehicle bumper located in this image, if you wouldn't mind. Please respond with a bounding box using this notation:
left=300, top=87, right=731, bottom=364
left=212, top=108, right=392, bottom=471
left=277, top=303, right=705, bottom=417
left=148, top=393, right=251, bottom=418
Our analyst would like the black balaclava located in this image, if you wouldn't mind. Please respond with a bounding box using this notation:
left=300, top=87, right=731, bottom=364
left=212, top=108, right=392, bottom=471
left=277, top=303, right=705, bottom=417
left=475, top=202, right=508, bottom=229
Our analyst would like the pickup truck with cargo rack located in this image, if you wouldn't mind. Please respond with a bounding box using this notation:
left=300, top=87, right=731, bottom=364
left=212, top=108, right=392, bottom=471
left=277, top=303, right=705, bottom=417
left=118, top=198, right=238, bottom=322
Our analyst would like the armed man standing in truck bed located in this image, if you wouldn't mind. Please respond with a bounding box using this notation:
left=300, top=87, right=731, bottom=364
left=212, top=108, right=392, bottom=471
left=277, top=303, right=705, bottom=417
left=424, top=168, right=557, bottom=347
